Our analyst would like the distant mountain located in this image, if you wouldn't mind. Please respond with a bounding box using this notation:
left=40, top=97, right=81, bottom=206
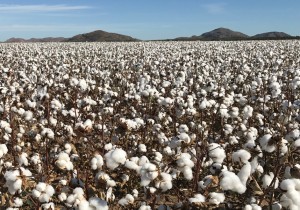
left=66, top=30, right=138, bottom=42
left=200, top=28, right=249, bottom=40
left=251, top=32, right=292, bottom=39
left=5, top=37, right=66, bottom=43
left=174, top=28, right=249, bottom=41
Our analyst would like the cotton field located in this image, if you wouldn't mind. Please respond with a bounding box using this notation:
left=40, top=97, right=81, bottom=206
left=1, top=40, right=300, bottom=209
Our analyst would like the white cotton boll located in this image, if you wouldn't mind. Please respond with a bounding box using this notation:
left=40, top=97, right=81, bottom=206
left=125, top=159, right=140, bottom=171
left=45, top=185, right=55, bottom=197
left=89, top=197, right=109, bottom=210
left=237, top=162, right=251, bottom=186
left=0, top=144, right=8, bottom=158
left=139, top=204, right=152, bottom=210
left=209, top=192, right=225, bottom=205
left=56, top=152, right=73, bottom=171
left=13, top=197, right=23, bottom=207
left=138, top=144, right=147, bottom=152
left=104, top=143, right=113, bottom=151
left=41, top=202, right=55, bottom=210
left=91, top=154, right=104, bottom=170
left=18, top=152, right=29, bottom=166
left=176, top=153, right=194, bottom=168
left=220, top=104, right=229, bottom=118
left=163, top=146, right=173, bottom=155
left=78, top=79, right=88, bottom=92
left=39, top=193, right=51, bottom=203
left=199, top=98, right=208, bottom=110
left=178, top=132, right=191, bottom=143
left=104, top=148, right=127, bottom=170
left=189, top=194, right=205, bottom=203
left=232, top=149, right=251, bottom=163
left=118, top=194, right=134, bottom=206
left=49, top=116, right=57, bottom=126
left=208, top=143, right=226, bottom=164
left=58, top=192, right=67, bottom=201
left=36, top=182, right=47, bottom=192
left=220, top=171, right=246, bottom=194
left=262, top=172, right=278, bottom=189
left=32, top=189, right=41, bottom=198
left=140, top=163, right=158, bottom=186
left=178, top=124, right=189, bottom=133
left=223, top=124, right=233, bottom=135
left=242, top=105, right=253, bottom=119
left=23, top=110, right=33, bottom=121
left=229, top=136, right=239, bottom=145
left=156, top=172, right=172, bottom=192
left=229, top=107, right=239, bottom=118
left=182, top=166, right=193, bottom=180
left=259, top=134, right=276, bottom=153
left=41, top=128, right=55, bottom=139
left=154, top=152, right=163, bottom=163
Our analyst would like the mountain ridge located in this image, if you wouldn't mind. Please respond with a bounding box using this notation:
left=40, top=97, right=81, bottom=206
left=3, top=28, right=299, bottom=43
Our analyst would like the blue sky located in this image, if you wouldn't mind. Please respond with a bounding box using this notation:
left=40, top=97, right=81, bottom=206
left=0, top=0, right=299, bottom=41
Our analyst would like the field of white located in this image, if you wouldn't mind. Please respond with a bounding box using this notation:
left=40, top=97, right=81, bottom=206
left=1, top=40, right=300, bottom=209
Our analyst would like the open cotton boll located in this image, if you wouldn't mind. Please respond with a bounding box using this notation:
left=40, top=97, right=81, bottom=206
left=237, top=162, right=252, bottom=186
left=88, top=197, right=109, bottom=210
left=178, top=124, right=189, bottom=133
left=208, top=143, right=226, bottom=164
left=104, top=148, right=127, bottom=170
left=118, top=194, right=135, bottom=206
left=23, top=110, right=33, bottom=121
left=178, top=132, right=191, bottom=144
left=189, top=194, right=205, bottom=203
left=155, top=172, right=172, bottom=192
left=0, top=144, right=8, bottom=158
left=262, top=172, right=278, bottom=189
left=139, top=204, right=152, bottom=210
left=91, top=154, right=104, bottom=170
left=41, top=202, right=55, bottom=210
left=242, top=105, right=253, bottom=119
left=55, top=152, right=74, bottom=171
left=220, top=170, right=246, bottom=194
left=232, top=149, right=251, bottom=164
left=95, top=171, right=116, bottom=187
left=244, top=204, right=262, bottom=210
left=138, top=144, right=147, bottom=153
left=209, top=192, right=225, bottom=205
left=4, top=170, right=22, bottom=195
left=140, top=163, right=158, bottom=186
left=259, top=134, right=276, bottom=153
left=18, top=152, right=29, bottom=166
left=13, top=197, right=23, bottom=207
left=41, top=128, right=55, bottom=139
left=32, top=182, right=55, bottom=203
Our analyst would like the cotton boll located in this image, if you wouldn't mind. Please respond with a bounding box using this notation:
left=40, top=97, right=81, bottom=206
left=262, top=172, right=278, bottom=189
left=88, top=197, right=109, bottom=210
left=138, top=144, right=147, bottom=153
left=55, top=152, right=73, bottom=171
left=139, top=204, right=152, bottom=210
left=220, top=171, right=246, bottom=194
left=4, top=170, right=22, bottom=195
left=18, top=152, right=29, bottom=166
left=155, top=172, right=172, bottom=192
left=189, top=194, right=205, bottom=203
left=118, top=194, right=135, bottom=206
left=259, top=134, right=276, bottom=153
left=32, top=182, right=55, bottom=203
left=237, top=162, right=251, bottom=185
left=91, top=154, right=104, bottom=170
left=13, top=197, right=23, bottom=207
left=209, top=192, right=225, bottom=205
left=232, top=149, right=251, bottom=164
left=23, top=111, right=33, bottom=121
left=140, top=163, right=158, bottom=186
left=208, top=143, right=226, bottom=164
left=41, top=202, right=55, bottom=210
left=0, top=144, right=8, bottom=158
left=104, top=148, right=127, bottom=170
left=178, top=132, right=191, bottom=144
